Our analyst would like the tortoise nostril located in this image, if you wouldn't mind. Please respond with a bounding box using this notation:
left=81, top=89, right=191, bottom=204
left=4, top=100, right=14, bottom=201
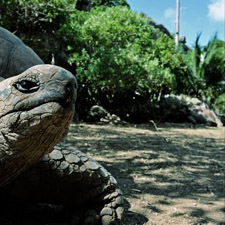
left=66, top=81, right=75, bottom=92
left=64, top=80, right=77, bottom=103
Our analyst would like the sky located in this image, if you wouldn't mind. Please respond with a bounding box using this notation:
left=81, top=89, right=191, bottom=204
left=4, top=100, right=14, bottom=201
left=126, top=0, right=225, bottom=47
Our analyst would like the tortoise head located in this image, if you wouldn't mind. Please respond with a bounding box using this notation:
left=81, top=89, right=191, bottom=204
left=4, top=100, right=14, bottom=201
left=0, top=64, right=77, bottom=186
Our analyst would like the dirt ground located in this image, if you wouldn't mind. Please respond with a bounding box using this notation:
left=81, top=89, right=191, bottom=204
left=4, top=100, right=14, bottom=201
left=67, top=122, right=225, bottom=225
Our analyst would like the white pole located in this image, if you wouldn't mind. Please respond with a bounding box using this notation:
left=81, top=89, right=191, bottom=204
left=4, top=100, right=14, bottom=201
left=175, top=0, right=180, bottom=47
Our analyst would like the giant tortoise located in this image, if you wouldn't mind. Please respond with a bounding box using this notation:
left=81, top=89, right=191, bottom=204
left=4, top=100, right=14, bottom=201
left=0, top=27, right=124, bottom=225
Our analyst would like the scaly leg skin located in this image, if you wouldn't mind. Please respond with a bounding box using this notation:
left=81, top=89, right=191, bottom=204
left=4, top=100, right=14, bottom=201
left=3, top=143, right=124, bottom=225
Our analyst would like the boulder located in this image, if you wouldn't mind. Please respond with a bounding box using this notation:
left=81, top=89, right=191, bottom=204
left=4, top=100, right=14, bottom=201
left=87, top=105, right=125, bottom=124
left=88, top=105, right=108, bottom=121
left=158, top=94, right=223, bottom=127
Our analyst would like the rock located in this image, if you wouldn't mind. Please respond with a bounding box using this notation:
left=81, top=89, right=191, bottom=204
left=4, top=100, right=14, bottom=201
left=88, top=105, right=108, bottom=121
left=148, top=20, right=173, bottom=39
left=148, top=20, right=188, bottom=50
left=87, top=105, right=126, bottom=124
left=157, top=94, right=223, bottom=127
left=218, top=115, right=225, bottom=126
left=100, top=207, right=113, bottom=216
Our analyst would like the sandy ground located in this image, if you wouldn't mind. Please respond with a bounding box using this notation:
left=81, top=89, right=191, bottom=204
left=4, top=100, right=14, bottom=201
left=67, top=123, right=225, bottom=225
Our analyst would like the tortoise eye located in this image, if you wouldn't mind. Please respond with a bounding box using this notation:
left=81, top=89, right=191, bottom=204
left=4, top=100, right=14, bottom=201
left=14, top=80, right=39, bottom=93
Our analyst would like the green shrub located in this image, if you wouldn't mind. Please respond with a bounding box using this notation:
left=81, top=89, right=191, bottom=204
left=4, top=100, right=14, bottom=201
left=214, top=93, right=225, bottom=115
left=61, top=6, right=188, bottom=120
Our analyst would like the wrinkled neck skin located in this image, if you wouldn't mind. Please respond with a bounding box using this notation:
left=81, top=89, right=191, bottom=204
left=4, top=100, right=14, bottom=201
left=0, top=65, right=77, bottom=187
left=0, top=103, right=74, bottom=187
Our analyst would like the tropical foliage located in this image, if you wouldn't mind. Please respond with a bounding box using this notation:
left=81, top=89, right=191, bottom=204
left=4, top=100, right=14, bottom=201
left=185, top=34, right=225, bottom=113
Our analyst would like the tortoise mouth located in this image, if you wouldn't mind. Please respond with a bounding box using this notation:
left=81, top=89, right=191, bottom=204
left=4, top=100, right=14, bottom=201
left=0, top=100, right=75, bottom=121
left=0, top=101, right=75, bottom=146
left=0, top=102, right=74, bottom=188
left=19, top=100, right=75, bottom=120
left=0, top=101, right=74, bottom=159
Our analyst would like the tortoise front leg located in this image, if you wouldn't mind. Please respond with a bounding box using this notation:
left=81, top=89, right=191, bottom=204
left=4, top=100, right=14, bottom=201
left=3, top=143, right=124, bottom=225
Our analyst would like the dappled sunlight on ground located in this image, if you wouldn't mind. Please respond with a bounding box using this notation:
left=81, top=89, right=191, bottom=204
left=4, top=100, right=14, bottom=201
left=67, top=123, right=224, bottom=225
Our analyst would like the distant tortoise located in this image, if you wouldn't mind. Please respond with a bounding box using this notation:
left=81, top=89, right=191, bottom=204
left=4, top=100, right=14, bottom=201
left=0, top=28, right=124, bottom=225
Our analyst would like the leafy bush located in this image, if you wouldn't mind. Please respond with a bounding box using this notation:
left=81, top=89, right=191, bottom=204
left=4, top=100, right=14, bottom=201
left=61, top=6, right=188, bottom=120
left=214, top=93, right=225, bottom=115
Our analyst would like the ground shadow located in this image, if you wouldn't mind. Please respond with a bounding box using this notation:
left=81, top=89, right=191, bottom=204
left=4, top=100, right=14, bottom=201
left=67, top=123, right=225, bottom=224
